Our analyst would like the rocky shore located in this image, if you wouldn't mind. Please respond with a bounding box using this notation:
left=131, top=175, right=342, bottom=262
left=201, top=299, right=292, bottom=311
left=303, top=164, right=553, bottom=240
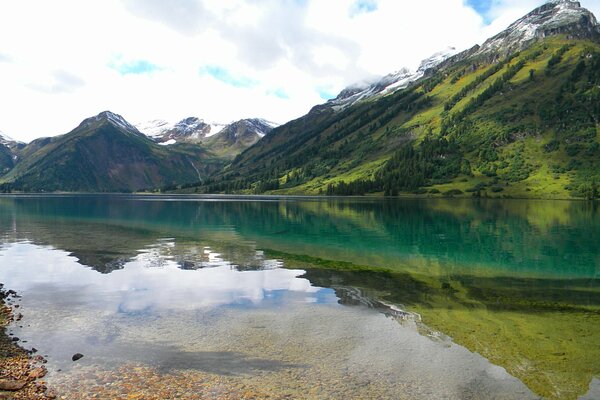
left=0, top=285, right=56, bottom=399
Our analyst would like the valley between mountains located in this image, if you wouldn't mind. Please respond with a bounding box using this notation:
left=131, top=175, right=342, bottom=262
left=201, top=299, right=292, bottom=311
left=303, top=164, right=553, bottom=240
left=1, top=0, right=599, bottom=199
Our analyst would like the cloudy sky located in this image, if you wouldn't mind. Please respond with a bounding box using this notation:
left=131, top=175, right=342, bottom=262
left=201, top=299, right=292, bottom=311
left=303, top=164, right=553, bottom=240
left=1, top=0, right=600, bottom=142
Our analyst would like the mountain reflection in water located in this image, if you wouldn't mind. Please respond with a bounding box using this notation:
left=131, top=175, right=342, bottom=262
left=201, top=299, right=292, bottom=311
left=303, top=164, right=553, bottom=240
left=0, top=194, right=598, bottom=399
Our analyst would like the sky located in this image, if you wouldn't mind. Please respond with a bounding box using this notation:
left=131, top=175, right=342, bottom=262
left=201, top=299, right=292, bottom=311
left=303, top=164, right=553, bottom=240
left=1, top=0, right=600, bottom=142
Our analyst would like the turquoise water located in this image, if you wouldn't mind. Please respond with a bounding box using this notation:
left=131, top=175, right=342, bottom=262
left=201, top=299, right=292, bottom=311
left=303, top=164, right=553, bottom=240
left=0, top=194, right=598, bottom=399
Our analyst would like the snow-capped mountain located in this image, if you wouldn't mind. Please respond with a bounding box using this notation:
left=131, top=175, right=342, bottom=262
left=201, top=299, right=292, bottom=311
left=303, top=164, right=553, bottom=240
left=319, top=1, right=600, bottom=114
left=202, top=118, right=278, bottom=158
left=210, top=119, right=276, bottom=142
left=136, top=117, right=227, bottom=145
left=0, top=131, right=11, bottom=145
left=135, top=119, right=171, bottom=139
left=476, top=0, right=600, bottom=57
left=79, top=111, right=143, bottom=136
left=315, top=0, right=600, bottom=111
left=0, top=131, right=24, bottom=149
left=324, top=47, right=457, bottom=111
left=136, top=117, right=276, bottom=146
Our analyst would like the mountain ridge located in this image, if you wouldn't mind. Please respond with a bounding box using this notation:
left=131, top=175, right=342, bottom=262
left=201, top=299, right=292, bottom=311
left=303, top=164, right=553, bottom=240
left=0, top=110, right=277, bottom=192
left=136, top=117, right=227, bottom=144
left=313, top=47, right=457, bottom=113
left=475, top=0, right=600, bottom=57
left=136, top=116, right=276, bottom=144
left=135, top=116, right=276, bottom=159
left=0, top=111, right=225, bottom=192
left=190, top=0, right=600, bottom=199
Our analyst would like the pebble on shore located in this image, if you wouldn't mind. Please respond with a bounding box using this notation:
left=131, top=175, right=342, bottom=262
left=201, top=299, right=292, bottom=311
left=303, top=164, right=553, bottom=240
left=0, top=287, right=57, bottom=399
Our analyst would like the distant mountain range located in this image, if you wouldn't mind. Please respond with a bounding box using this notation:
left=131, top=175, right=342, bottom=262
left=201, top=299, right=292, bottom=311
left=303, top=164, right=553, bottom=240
left=1, top=0, right=599, bottom=198
left=0, top=112, right=275, bottom=192
left=135, top=117, right=275, bottom=147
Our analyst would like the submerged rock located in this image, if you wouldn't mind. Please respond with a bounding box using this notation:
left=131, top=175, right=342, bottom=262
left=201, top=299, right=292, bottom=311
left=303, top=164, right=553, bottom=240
left=28, top=366, right=47, bottom=379
left=0, top=379, right=27, bottom=391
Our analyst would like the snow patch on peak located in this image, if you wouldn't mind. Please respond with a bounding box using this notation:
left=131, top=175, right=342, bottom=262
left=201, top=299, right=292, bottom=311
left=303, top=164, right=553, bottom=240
left=80, top=111, right=141, bottom=134
left=0, top=131, right=25, bottom=151
left=205, top=123, right=227, bottom=138
left=98, top=111, right=140, bottom=133
left=378, top=69, right=418, bottom=96
left=174, top=117, right=204, bottom=134
left=256, top=118, right=279, bottom=130
left=549, top=0, right=581, bottom=6
left=135, top=117, right=229, bottom=142
left=326, top=48, right=457, bottom=111
left=476, top=0, right=599, bottom=56
left=0, top=131, right=13, bottom=142
left=417, top=47, right=457, bottom=73
left=136, top=119, right=172, bottom=139
left=135, top=116, right=277, bottom=145
left=243, top=118, right=278, bottom=138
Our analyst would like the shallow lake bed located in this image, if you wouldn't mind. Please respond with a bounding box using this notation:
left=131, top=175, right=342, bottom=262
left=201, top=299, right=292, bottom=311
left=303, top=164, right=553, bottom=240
left=0, top=195, right=598, bottom=399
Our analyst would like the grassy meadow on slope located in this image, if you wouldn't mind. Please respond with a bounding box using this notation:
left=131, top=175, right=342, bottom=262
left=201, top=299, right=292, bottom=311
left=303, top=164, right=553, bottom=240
left=192, top=37, right=600, bottom=199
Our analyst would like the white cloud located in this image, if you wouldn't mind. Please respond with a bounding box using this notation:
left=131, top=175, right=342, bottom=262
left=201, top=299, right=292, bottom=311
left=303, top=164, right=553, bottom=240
left=0, top=242, right=320, bottom=312
left=0, top=0, right=599, bottom=142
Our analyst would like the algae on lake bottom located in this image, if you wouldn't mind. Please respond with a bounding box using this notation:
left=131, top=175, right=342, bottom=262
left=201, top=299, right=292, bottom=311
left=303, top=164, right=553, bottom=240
left=268, top=249, right=600, bottom=400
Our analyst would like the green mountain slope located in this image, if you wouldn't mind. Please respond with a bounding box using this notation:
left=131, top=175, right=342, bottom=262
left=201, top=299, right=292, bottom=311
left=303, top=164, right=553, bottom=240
left=0, top=135, right=24, bottom=180
left=193, top=2, right=600, bottom=199
left=0, top=112, right=224, bottom=192
left=0, top=145, right=13, bottom=178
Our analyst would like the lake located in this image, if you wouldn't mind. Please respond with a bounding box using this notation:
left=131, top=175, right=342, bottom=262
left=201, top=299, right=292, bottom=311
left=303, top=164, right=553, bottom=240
left=0, top=195, right=598, bottom=399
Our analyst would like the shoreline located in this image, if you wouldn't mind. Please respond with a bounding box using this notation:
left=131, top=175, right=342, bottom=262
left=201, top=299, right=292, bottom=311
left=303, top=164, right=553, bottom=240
left=0, top=285, right=56, bottom=399
left=0, top=191, right=595, bottom=202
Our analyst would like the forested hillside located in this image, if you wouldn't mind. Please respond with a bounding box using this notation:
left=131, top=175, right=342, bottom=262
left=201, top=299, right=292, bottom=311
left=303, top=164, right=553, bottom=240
left=180, top=0, right=600, bottom=199
left=192, top=36, right=599, bottom=199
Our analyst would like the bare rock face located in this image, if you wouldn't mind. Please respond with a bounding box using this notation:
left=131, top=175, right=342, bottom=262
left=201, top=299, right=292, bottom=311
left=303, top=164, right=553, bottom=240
left=476, top=0, right=600, bottom=57
left=136, top=117, right=226, bottom=144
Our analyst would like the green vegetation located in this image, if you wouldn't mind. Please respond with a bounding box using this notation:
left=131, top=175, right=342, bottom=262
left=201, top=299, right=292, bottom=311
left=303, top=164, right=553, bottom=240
left=444, top=52, right=520, bottom=112
left=266, top=248, right=600, bottom=400
left=0, top=145, right=14, bottom=177
left=188, top=37, right=600, bottom=199
left=1, top=36, right=598, bottom=197
left=0, top=121, right=226, bottom=193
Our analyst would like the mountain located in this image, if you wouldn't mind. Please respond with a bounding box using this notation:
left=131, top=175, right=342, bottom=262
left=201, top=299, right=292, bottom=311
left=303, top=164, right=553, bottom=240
left=136, top=117, right=227, bottom=144
left=316, top=47, right=456, bottom=112
left=203, top=119, right=277, bottom=159
left=0, top=143, right=13, bottom=176
left=0, top=111, right=225, bottom=192
left=0, top=132, right=24, bottom=176
left=193, top=0, right=600, bottom=199
left=475, top=0, right=600, bottom=57
left=0, top=132, right=23, bottom=149
left=136, top=117, right=275, bottom=159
